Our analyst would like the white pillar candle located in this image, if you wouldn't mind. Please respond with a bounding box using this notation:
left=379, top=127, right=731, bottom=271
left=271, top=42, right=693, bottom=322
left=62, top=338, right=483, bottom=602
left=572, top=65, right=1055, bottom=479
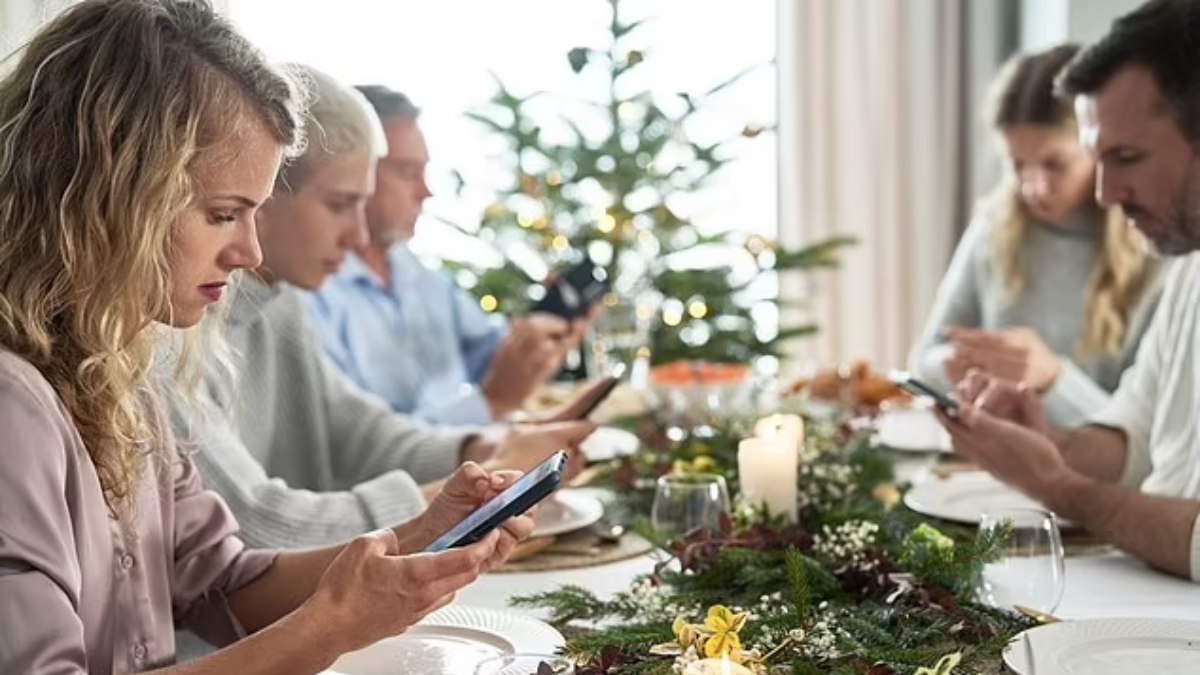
left=737, top=437, right=799, bottom=523
left=754, top=413, right=804, bottom=452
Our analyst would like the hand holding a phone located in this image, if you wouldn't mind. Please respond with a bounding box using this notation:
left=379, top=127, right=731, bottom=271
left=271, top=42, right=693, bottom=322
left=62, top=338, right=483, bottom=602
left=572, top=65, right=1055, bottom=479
left=403, top=461, right=535, bottom=567
left=482, top=314, right=576, bottom=418
left=933, top=398, right=1069, bottom=504
left=954, top=369, right=1050, bottom=435
left=479, top=420, right=596, bottom=480
left=532, top=371, right=623, bottom=422
left=302, top=528, right=502, bottom=654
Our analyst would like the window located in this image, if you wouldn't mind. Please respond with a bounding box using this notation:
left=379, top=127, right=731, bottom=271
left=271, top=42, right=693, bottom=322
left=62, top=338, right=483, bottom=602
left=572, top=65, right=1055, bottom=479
left=227, top=1, right=777, bottom=265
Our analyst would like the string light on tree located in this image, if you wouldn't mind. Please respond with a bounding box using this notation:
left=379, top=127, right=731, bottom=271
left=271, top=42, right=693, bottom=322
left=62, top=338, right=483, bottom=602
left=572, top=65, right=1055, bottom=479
left=440, top=0, right=855, bottom=369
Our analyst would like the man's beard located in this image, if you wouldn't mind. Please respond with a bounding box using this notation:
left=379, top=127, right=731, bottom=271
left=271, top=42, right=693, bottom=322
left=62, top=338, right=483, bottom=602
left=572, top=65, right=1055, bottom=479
left=1135, top=157, right=1200, bottom=256
left=370, top=223, right=414, bottom=249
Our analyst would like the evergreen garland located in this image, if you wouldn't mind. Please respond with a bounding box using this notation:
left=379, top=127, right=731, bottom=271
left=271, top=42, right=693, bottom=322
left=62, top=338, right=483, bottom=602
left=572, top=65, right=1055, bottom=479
left=515, top=417, right=1032, bottom=674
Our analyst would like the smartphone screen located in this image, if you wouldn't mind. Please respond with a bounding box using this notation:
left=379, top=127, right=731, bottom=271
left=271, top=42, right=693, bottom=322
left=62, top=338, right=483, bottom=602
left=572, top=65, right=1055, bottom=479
left=888, top=370, right=959, bottom=411
left=424, top=451, right=568, bottom=552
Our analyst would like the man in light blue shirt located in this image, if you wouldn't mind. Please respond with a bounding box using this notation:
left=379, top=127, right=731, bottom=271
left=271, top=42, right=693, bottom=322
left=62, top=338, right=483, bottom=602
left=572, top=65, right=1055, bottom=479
left=307, top=86, right=579, bottom=425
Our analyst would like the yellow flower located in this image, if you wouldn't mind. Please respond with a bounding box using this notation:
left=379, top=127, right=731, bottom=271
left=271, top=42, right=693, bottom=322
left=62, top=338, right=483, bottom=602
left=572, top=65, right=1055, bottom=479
left=673, top=616, right=700, bottom=648
left=702, top=605, right=748, bottom=658
left=692, top=456, right=718, bottom=473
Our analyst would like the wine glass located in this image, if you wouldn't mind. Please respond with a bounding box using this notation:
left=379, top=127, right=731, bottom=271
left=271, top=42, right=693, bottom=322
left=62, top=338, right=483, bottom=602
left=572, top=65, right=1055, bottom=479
left=473, top=653, right=575, bottom=675
left=585, top=293, right=654, bottom=382
left=976, top=508, right=1066, bottom=615
left=651, top=473, right=732, bottom=539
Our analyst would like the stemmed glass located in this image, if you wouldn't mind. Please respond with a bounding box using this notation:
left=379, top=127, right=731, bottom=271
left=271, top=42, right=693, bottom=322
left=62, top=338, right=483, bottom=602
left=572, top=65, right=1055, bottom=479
left=976, top=508, right=1066, bottom=615
left=651, top=474, right=732, bottom=539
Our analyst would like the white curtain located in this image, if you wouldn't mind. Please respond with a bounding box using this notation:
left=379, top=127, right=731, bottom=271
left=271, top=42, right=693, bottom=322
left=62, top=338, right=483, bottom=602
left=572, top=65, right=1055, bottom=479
left=777, top=0, right=1000, bottom=371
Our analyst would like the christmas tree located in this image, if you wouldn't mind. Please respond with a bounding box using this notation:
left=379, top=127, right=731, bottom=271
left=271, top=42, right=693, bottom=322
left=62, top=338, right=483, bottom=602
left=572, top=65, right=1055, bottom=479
left=441, top=0, right=854, bottom=368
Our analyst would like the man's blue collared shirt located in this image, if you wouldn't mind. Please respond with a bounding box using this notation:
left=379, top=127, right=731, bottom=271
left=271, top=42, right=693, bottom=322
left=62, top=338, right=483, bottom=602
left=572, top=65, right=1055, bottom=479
left=305, top=246, right=507, bottom=425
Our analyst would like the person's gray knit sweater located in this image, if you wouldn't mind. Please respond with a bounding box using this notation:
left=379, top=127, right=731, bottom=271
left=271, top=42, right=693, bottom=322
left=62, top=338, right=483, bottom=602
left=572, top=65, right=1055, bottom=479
left=167, top=274, right=470, bottom=549
left=910, top=210, right=1166, bottom=426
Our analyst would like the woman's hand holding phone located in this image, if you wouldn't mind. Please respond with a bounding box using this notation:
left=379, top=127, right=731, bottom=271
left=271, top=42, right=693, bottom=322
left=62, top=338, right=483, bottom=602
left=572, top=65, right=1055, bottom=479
left=401, top=462, right=535, bottom=566
left=483, top=420, right=594, bottom=474
left=302, top=528, right=503, bottom=656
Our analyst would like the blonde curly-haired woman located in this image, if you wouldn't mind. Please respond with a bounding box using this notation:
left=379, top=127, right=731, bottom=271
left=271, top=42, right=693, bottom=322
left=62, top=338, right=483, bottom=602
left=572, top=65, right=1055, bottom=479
left=0, top=2, right=529, bottom=673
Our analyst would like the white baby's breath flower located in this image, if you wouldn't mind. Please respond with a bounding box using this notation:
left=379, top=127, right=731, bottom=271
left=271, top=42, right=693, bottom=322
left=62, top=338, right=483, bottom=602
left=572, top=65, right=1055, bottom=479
left=672, top=645, right=701, bottom=673
left=812, top=520, right=879, bottom=568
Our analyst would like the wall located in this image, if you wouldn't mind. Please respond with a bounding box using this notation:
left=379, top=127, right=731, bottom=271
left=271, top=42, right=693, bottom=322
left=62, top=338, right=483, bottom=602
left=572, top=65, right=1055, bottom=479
left=1022, top=0, right=1144, bottom=50
left=1069, top=0, right=1142, bottom=42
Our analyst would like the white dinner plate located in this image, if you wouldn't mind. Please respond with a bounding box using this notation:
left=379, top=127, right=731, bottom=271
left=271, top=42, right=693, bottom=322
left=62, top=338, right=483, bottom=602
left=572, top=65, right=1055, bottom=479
left=903, top=471, right=1071, bottom=526
left=1003, top=618, right=1200, bottom=674
left=531, top=489, right=604, bottom=538
left=326, top=605, right=564, bottom=675
left=873, top=405, right=952, bottom=454
left=580, top=426, right=639, bottom=462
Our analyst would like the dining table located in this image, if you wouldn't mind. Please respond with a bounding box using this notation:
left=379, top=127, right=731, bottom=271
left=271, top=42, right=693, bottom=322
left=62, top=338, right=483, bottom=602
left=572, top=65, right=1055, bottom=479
left=328, top=405, right=1200, bottom=673
left=457, top=449, right=1200, bottom=647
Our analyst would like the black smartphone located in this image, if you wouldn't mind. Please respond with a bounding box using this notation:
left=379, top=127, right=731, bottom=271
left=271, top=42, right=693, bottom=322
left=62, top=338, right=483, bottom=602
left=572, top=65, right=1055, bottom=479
left=533, top=258, right=609, bottom=320
left=424, top=451, right=569, bottom=552
left=573, top=363, right=627, bottom=420
left=888, top=370, right=959, bottom=412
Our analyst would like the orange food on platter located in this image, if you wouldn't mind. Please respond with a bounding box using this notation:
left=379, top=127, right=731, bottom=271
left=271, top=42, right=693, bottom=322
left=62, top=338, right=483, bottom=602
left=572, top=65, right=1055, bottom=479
left=649, top=360, right=750, bottom=386
left=788, top=360, right=910, bottom=407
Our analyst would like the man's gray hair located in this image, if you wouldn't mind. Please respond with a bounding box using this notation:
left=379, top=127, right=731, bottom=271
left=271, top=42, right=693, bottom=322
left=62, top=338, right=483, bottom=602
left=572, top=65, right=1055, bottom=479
left=355, top=85, right=420, bottom=123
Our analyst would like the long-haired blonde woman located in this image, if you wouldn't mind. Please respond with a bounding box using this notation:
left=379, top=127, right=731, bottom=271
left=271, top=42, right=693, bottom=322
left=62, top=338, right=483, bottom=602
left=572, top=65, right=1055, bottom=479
left=0, top=2, right=529, bottom=673
left=910, top=44, right=1165, bottom=426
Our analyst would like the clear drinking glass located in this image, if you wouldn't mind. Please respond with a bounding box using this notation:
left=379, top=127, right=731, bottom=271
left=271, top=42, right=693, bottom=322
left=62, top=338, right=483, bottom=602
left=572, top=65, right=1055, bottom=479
left=585, top=293, right=654, bottom=384
left=976, top=508, right=1066, bottom=615
left=473, top=653, right=575, bottom=675
left=651, top=474, right=732, bottom=539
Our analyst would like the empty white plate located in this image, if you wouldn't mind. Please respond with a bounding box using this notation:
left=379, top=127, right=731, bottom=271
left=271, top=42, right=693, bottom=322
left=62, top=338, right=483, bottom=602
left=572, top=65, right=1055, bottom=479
left=1004, top=618, right=1200, bottom=674
left=579, top=426, right=639, bottom=462
left=325, top=605, right=563, bottom=675
left=903, top=470, right=1071, bottom=527
left=531, top=489, right=604, bottom=538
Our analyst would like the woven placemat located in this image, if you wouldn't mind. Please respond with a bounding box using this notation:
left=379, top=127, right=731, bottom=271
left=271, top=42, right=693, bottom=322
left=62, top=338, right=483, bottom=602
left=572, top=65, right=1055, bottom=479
left=497, top=528, right=655, bottom=573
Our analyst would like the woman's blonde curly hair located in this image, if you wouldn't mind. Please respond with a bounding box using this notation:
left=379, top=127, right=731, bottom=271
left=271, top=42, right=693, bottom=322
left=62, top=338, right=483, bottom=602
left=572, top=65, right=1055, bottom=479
left=0, top=0, right=305, bottom=513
